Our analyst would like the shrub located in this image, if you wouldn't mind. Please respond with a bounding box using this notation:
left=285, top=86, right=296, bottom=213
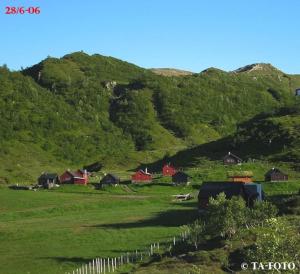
left=246, top=200, right=278, bottom=227
left=204, top=193, right=248, bottom=239
left=243, top=218, right=300, bottom=264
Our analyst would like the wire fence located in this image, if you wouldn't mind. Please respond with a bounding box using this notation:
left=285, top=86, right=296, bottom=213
left=66, top=230, right=191, bottom=274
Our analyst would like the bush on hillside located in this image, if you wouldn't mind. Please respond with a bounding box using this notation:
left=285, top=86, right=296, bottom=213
left=186, top=193, right=278, bottom=249
left=243, top=218, right=300, bottom=264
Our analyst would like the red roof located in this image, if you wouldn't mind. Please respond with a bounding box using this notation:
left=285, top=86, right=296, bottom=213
left=60, top=169, right=88, bottom=185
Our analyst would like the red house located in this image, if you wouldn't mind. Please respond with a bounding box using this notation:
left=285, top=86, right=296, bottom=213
left=132, top=169, right=152, bottom=183
left=60, top=169, right=89, bottom=185
left=162, top=163, right=177, bottom=176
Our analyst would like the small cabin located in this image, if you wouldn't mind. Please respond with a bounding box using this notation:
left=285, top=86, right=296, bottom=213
left=60, top=169, right=88, bottom=185
left=264, top=168, right=288, bottom=182
left=38, top=173, right=59, bottom=189
left=198, top=182, right=263, bottom=208
left=162, top=163, right=177, bottom=176
left=295, top=88, right=300, bottom=96
left=131, top=169, right=152, bottom=183
left=172, top=171, right=189, bottom=185
left=223, top=152, right=242, bottom=165
left=228, top=171, right=253, bottom=183
left=100, top=173, right=120, bottom=186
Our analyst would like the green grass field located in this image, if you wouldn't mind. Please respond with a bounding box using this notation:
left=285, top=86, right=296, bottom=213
left=0, top=182, right=198, bottom=274
left=0, top=161, right=299, bottom=274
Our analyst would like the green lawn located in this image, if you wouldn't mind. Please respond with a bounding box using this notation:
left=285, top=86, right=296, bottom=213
left=0, top=183, right=198, bottom=274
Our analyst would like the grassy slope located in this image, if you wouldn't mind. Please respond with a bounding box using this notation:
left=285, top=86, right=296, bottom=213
left=0, top=160, right=299, bottom=274
left=0, top=183, right=197, bottom=274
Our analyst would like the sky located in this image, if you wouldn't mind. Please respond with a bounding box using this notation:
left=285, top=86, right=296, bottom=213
left=0, top=0, right=299, bottom=73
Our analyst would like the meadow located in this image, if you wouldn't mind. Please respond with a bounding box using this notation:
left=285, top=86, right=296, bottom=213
left=0, top=182, right=198, bottom=274
left=0, top=161, right=299, bottom=274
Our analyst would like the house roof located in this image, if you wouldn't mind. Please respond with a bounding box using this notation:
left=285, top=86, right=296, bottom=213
left=265, top=168, right=287, bottom=177
left=137, top=169, right=151, bottom=175
left=65, top=170, right=85, bottom=179
left=102, top=173, right=120, bottom=181
left=228, top=171, right=253, bottom=177
left=198, top=182, right=245, bottom=199
left=39, top=173, right=58, bottom=180
left=223, top=152, right=242, bottom=161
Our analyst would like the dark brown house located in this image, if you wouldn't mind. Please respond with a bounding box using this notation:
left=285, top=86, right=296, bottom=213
left=38, top=173, right=59, bottom=189
left=100, top=173, right=120, bottom=186
left=223, top=152, right=242, bottom=165
left=264, top=168, right=288, bottom=182
left=172, top=171, right=189, bottom=185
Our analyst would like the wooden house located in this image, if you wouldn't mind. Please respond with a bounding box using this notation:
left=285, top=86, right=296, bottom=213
left=264, top=168, right=288, bottom=182
left=223, top=152, right=242, bottom=165
left=131, top=169, right=152, bottom=183
left=162, top=163, right=177, bottom=176
left=38, top=172, right=59, bottom=189
left=100, top=173, right=120, bottom=186
left=198, top=182, right=263, bottom=208
left=60, top=169, right=88, bottom=185
left=172, top=171, right=189, bottom=185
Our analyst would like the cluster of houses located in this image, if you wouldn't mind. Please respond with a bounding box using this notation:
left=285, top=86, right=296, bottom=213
left=197, top=152, right=289, bottom=208
left=223, top=152, right=288, bottom=181
left=37, top=152, right=290, bottom=207
left=37, top=163, right=189, bottom=189
left=38, top=169, right=89, bottom=189
left=101, top=164, right=188, bottom=187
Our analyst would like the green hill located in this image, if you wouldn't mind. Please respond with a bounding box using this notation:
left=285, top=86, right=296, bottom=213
left=0, top=52, right=300, bottom=182
left=233, top=103, right=300, bottom=163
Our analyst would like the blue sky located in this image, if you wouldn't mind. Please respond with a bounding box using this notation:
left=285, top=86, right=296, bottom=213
left=0, top=0, right=299, bottom=73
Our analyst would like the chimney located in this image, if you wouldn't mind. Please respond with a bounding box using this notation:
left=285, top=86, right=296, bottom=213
left=228, top=152, right=231, bottom=155
left=145, top=167, right=148, bottom=174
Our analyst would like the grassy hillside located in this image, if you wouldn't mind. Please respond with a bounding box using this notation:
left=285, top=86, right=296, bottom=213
left=1, top=53, right=300, bottom=182
left=0, top=171, right=299, bottom=274
left=233, top=103, right=300, bottom=163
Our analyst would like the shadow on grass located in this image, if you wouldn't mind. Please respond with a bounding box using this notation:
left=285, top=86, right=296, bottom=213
left=131, top=182, right=173, bottom=188
left=43, top=256, right=92, bottom=264
left=86, top=208, right=198, bottom=229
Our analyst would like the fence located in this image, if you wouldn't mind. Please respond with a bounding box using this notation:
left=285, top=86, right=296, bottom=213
left=66, top=230, right=191, bottom=274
